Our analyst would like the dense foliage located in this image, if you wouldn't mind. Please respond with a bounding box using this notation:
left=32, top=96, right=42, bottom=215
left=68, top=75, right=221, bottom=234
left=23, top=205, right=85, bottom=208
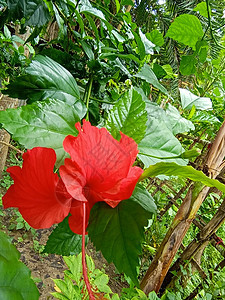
left=0, top=0, right=225, bottom=299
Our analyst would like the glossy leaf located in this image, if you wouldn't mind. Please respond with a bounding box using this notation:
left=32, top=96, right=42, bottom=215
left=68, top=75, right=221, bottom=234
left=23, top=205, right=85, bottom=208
left=0, top=98, right=86, bottom=166
left=180, top=88, right=212, bottom=110
left=44, top=217, right=87, bottom=256
left=138, top=118, right=186, bottom=167
left=139, top=29, right=155, bottom=55
left=5, top=0, right=50, bottom=26
left=25, top=1, right=50, bottom=26
left=79, top=0, right=106, bottom=20
left=88, top=185, right=156, bottom=285
left=140, top=162, right=225, bottom=194
left=3, top=55, right=80, bottom=104
left=165, top=103, right=195, bottom=135
left=0, top=231, right=39, bottom=300
left=107, top=88, right=147, bottom=143
left=166, top=14, right=203, bottom=50
left=135, top=64, right=170, bottom=96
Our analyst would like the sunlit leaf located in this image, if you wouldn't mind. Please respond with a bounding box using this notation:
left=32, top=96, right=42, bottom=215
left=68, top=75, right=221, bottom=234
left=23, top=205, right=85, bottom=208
left=166, top=14, right=204, bottom=50
left=193, top=2, right=209, bottom=18
left=138, top=118, right=186, bottom=167
left=165, top=103, right=195, bottom=135
left=140, top=162, right=225, bottom=194
left=146, top=29, right=164, bottom=47
left=179, top=88, right=212, bottom=110
left=107, top=88, right=147, bottom=143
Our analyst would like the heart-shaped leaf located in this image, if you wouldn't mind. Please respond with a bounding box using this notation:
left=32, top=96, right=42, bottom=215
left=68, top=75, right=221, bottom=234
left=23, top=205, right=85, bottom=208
left=88, top=185, right=156, bottom=285
left=44, top=216, right=87, bottom=256
left=107, top=88, right=147, bottom=143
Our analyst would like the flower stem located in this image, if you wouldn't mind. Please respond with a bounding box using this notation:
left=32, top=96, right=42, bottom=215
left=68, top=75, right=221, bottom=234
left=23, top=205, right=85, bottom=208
left=85, top=76, right=93, bottom=121
left=82, top=202, right=95, bottom=300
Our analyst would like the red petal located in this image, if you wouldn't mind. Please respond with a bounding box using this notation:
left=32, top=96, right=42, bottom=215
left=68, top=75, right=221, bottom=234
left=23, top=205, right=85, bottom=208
left=63, top=120, right=139, bottom=191
left=59, top=158, right=87, bottom=202
left=68, top=202, right=91, bottom=235
left=102, top=166, right=143, bottom=208
left=3, top=148, right=70, bottom=229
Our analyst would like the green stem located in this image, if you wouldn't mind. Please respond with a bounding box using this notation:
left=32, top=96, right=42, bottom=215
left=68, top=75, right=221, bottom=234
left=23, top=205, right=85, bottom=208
left=85, top=77, right=93, bottom=121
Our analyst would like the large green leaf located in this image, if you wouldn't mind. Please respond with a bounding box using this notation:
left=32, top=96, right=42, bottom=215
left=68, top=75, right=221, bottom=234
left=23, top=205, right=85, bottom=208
left=44, top=217, right=87, bottom=256
left=25, top=1, right=50, bottom=26
left=138, top=118, right=187, bottom=167
left=179, top=88, right=212, bottom=110
left=88, top=185, right=156, bottom=285
left=135, top=64, right=170, bottom=96
left=140, top=162, right=225, bottom=194
left=165, top=103, right=195, bottom=135
left=0, top=231, right=39, bottom=300
left=0, top=98, right=86, bottom=166
left=166, top=14, right=203, bottom=50
left=3, top=55, right=80, bottom=104
left=107, top=88, right=147, bottom=143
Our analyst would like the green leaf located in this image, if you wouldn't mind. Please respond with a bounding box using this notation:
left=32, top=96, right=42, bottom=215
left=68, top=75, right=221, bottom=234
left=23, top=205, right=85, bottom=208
left=79, top=0, right=106, bottom=20
left=196, top=40, right=208, bottom=63
left=180, top=55, right=197, bottom=75
left=121, top=0, right=134, bottom=5
left=148, top=291, right=161, bottom=300
left=140, top=162, right=225, bottom=194
left=25, top=1, right=50, bottom=26
left=88, top=185, right=156, bottom=285
left=165, top=103, right=195, bottom=135
left=166, top=14, right=204, bottom=50
left=80, top=40, right=95, bottom=60
left=139, top=29, right=155, bottom=55
left=5, top=0, right=50, bottom=25
left=135, top=64, right=170, bottom=97
left=146, top=29, right=164, bottom=47
left=193, top=2, right=209, bottom=18
left=44, top=217, right=87, bottom=256
left=179, top=88, right=212, bottom=110
left=133, top=31, right=146, bottom=60
left=107, top=88, right=147, bottom=143
left=0, top=98, right=86, bottom=166
left=191, top=111, right=220, bottom=123
left=3, top=55, right=80, bottom=104
left=0, top=231, right=39, bottom=300
left=138, top=118, right=186, bottom=167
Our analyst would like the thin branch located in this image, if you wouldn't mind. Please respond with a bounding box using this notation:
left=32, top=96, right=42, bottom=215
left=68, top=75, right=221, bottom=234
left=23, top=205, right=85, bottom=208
left=0, top=141, right=23, bottom=154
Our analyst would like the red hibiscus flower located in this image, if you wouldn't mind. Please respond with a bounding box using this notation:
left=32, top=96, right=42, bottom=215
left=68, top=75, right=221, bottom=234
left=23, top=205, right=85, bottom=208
left=3, top=120, right=143, bottom=235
